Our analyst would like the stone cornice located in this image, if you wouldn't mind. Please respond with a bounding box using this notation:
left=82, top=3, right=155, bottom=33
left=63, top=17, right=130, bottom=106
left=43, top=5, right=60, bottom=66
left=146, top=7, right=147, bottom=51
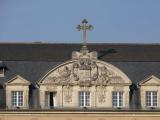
left=1, top=110, right=160, bottom=116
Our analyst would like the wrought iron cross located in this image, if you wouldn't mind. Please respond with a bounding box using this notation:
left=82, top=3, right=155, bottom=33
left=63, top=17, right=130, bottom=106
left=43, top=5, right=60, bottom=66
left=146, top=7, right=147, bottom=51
left=76, top=19, right=94, bottom=50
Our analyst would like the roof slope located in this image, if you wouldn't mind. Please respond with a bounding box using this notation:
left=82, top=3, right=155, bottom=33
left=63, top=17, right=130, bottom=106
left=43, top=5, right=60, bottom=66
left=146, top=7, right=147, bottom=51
left=0, top=61, right=160, bottom=85
left=0, top=43, right=160, bottom=61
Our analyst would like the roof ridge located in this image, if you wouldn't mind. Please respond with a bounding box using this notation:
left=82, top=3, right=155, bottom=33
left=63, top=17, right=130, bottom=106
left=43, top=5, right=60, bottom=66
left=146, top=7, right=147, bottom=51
left=0, top=42, right=160, bottom=46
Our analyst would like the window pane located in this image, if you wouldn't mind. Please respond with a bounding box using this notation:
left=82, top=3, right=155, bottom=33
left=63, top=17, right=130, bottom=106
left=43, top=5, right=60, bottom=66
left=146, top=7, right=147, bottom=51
left=11, top=91, right=23, bottom=107
left=85, top=92, right=90, bottom=106
left=79, top=91, right=90, bottom=107
left=18, top=91, right=23, bottom=106
left=12, top=91, right=17, bottom=107
left=112, top=92, right=117, bottom=107
left=119, top=92, right=123, bottom=107
left=146, top=91, right=157, bottom=107
left=112, top=91, right=123, bottom=107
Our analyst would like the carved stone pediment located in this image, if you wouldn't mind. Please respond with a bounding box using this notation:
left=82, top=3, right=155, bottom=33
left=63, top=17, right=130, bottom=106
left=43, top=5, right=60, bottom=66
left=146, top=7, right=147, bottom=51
left=38, top=51, right=131, bottom=86
left=39, top=53, right=131, bottom=86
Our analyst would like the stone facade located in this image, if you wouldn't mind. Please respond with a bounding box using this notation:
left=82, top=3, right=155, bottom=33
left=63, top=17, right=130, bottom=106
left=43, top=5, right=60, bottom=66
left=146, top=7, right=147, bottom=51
left=5, top=75, right=30, bottom=109
left=1, top=111, right=160, bottom=120
left=37, top=49, right=131, bottom=109
left=139, top=75, right=160, bottom=109
left=4, top=48, right=160, bottom=110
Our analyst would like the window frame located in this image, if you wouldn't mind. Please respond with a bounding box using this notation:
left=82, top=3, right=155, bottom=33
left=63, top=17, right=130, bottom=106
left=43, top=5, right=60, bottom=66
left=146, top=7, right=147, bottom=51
left=146, top=91, right=158, bottom=108
left=79, top=91, right=91, bottom=107
left=11, top=91, right=24, bottom=107
left=112, top=91, right=124, bottom=108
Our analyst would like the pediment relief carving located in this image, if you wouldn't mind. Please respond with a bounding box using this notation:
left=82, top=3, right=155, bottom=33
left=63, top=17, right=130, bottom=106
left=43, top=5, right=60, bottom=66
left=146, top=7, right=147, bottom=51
left=39, top=51, right=131, bottom=86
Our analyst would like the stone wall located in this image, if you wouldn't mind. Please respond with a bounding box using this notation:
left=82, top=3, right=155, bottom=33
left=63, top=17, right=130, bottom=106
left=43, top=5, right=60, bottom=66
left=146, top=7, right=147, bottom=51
left=0, top=111, right=160, bottom=120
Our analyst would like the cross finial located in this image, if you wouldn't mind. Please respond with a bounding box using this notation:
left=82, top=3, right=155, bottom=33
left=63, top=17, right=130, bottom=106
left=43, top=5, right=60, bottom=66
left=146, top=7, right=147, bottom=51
left=76, top=19, right=94, bottom=51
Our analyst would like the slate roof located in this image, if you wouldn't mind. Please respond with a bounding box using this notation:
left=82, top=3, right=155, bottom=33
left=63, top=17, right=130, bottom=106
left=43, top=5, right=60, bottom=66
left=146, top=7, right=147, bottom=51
left=0, top=43, right=160, bottom=109
left=0, top=43, right=160, bottom=61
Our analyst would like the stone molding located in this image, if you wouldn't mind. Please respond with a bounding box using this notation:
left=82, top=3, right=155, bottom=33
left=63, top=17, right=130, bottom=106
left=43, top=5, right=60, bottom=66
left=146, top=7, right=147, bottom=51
left=139, top=75, right=160, bottom=86
left=5, top=75, right=31, bottom=86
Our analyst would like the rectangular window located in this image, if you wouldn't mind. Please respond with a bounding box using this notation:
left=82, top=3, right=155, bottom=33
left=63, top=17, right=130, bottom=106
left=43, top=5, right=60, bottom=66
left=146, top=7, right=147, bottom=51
left=11, top=91, right=23, bottom=107
left=112, top=91, right=123, bottom=107
left=79, top=91, right=90, bottom=107
left=146, top=91, right=157, bottom=107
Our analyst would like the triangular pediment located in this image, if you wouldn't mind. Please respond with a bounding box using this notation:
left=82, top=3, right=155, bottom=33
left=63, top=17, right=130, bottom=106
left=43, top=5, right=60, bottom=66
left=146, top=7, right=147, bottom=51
left=139, top=75, right=160, bottom=86
left=6, top=75, right=31, bottom=85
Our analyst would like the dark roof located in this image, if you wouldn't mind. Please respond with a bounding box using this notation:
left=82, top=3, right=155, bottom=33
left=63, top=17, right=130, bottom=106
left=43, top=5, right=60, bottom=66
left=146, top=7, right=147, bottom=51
left=0, top=43, right=160, bottom=84
left=0, top=61, right=160, bottom=85
left=0, top=61, right=5, bottom=68
left=0, top=43, right=160, bottom=61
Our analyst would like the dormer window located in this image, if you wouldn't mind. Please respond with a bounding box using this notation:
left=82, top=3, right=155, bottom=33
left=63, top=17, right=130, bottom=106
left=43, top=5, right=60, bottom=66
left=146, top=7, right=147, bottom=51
left=0, top=67, right=4, bottom=77
left=0, top=61, right=5, bottom=77
left=5, top=75, right=30, bottom=109
left=139, top=75, right=160, bottom=109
